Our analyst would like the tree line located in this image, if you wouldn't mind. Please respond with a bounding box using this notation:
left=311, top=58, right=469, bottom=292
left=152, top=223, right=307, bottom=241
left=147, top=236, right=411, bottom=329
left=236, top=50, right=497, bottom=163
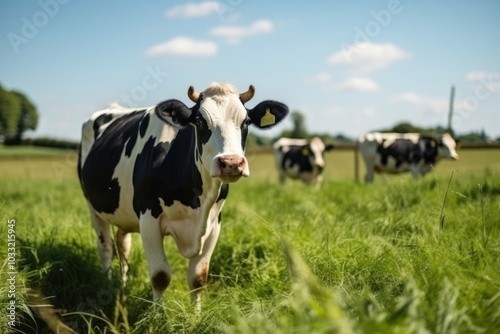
left=247, top=111, right=500, bottom=148
left=0, top=87, right=497, bottom=150
left=0, top=84, right=38, bottom=145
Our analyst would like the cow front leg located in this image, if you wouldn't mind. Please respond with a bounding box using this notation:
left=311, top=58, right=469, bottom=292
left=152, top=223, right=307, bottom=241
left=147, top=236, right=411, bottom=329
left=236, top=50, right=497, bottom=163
left=88, top=206, right=113, bottom=275
left=116, top=228, right=132, bottom=284
left=187, top=219, right=221, bottom=309
left=140, top=213, right=171, bottom=300
left=364, top=163, right=375, bottom=183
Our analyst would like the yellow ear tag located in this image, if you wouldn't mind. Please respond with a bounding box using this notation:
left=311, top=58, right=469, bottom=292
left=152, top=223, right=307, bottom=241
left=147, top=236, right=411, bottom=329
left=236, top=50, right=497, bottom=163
left=260, top=108, right=275, bottom=127
left=430, top=140, right=436, bottom=148
left=302, top=147, right=309, bottom=156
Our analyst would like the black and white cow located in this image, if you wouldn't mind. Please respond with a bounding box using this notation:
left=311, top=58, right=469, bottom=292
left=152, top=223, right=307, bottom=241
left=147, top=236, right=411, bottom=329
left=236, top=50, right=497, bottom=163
left=273, top=137, right=334, bottom=187
left=78, top=83, right=288, bottom=305
left=357, top=132, right=459, bottom=183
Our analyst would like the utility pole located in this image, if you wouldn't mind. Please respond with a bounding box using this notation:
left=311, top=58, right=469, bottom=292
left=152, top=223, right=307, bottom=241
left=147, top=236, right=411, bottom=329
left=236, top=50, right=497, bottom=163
left=447, top=85, right=455, bottom=135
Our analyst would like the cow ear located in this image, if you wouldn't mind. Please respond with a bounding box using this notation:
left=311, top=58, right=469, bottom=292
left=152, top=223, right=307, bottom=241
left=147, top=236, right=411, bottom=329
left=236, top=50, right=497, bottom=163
left=155, top=99, right=194, bottom=128
left=247, top=101, right=289, bottom=129
left=325, top=144, right=335, bottom=151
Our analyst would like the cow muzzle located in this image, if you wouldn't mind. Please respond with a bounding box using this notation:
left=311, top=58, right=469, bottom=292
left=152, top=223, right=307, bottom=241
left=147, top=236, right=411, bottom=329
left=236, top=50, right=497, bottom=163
left=212, top=154, right=249, bottom=183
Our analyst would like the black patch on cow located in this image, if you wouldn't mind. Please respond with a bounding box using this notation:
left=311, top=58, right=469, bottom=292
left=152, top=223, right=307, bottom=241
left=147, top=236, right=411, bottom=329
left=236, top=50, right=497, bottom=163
left=419, top=136, right=439, bottom=163
left=93, top=113, right=114, bottom=140
left=132, top=127, right=204, bottom=218
left=194, top=114, right=211, bottom=159
left=155, top=99, right=194, bottom=126
left=123, top=110, right=146, bottom=157
left=217, top=183, right=229, bottom=202
left=377, top=136, right=439, bottom=167
left=240, top=117, right=250, bottom=150
left=80, top=110, right=146, bottom=214
left=139, top=113, right=150, bottom=138
left=282, top=145, right=314, bottom=173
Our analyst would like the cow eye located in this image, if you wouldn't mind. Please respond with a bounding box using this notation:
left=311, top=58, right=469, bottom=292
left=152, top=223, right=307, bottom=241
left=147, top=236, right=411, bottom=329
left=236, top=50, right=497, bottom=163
left=195, top=117, right=204, bottom=127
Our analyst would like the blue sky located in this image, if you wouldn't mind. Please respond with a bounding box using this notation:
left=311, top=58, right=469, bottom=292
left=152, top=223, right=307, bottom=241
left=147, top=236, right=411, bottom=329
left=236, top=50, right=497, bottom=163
left=1, top=0, right=499, bottom=141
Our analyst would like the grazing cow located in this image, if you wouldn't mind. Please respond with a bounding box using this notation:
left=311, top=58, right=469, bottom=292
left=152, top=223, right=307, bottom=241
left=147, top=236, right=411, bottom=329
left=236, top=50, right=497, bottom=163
left=357, top=132, right=459, bottom=183
left=78, top=83, right=288, bottom=305
left=273, top=137, right=334, bottom=187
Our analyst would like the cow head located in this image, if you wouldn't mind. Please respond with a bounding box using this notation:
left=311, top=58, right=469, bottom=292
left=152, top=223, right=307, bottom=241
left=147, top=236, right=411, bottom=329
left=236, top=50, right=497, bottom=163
left=155, top=83, right=288, bottom=183
left=304, top=137, right=334, bottom=172
left=438, top=133, right=459, bottom=161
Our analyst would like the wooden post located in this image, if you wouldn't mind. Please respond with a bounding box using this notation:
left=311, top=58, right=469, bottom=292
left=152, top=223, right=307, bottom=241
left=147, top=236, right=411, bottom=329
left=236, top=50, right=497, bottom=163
left=447, top=85, right=455, bottom=134
left=354, top=144, right=359, bottom=183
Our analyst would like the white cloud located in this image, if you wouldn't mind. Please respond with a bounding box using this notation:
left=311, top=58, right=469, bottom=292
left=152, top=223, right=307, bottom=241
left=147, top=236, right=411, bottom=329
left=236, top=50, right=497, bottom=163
left=210, top=19, right=273, bottom=44
left=306, top=72, right=331, bottom=84
left=465, top=71, right=500, bottom=82
left=327, top=42, right=411, bottom=72
left=166, top=1, right=220, bottom=18
left=335, top=77, right=379, bottom=92
left=146, top=37, right=217, bottom=57
left=391, top=91, right=448, bottom=113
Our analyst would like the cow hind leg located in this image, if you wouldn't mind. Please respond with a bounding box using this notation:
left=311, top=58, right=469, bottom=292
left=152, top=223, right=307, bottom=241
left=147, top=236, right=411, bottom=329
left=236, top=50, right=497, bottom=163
left=89, top=207, right=114, bottom=275
left=140, top=213, right=171, bottom=300
left=188, top=219, right=221, bottom=311
left=116, top=228, right=132, bottom=284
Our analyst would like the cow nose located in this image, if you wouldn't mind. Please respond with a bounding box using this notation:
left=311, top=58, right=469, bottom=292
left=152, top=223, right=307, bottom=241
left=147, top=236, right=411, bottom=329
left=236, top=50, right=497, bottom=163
left=216, top=155, right=247, bottom=176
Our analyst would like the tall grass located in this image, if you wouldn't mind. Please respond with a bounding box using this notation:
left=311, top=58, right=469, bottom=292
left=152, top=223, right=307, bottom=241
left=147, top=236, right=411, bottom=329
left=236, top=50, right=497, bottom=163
left=1, top=152, right=500, bottom=333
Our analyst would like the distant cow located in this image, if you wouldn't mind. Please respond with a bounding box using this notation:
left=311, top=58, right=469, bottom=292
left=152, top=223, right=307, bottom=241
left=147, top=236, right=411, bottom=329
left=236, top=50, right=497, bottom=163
left=357, top=132, right=459, bottom=183
left=78, top=83, right=288, bottom=305
left=273, top=137, right=334, bottom=187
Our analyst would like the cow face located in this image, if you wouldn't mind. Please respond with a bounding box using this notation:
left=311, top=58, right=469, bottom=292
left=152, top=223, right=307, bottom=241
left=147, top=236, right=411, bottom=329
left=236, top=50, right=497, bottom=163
left=438, top=133, right=459, bottom=160
left=155, top=83, right=288, bottom=183
left=307, top=137, right=334, bottom=171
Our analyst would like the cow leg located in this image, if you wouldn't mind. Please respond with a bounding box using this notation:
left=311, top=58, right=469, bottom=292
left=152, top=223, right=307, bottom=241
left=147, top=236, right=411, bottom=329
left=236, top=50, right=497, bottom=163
left=187, top=219, right=221, bottom=310
left=89, top=207, right=114, bottom=275
left=410, top=165, right=421, bottom=180
left=361, top=155, right=375, bottom=183
left=140, top=213, right=171, bottom=300
left=314, top=174, right=324, bottom=188
left=364, top=162, right=375, bottom=183
left=278, top=172, right=286, bottom=184
left=115, top=228, right=132, bottom=284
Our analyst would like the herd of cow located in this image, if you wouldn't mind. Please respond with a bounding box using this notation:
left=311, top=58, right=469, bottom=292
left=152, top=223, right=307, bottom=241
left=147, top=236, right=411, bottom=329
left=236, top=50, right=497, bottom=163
left=77, top=83, right=460, bottom=308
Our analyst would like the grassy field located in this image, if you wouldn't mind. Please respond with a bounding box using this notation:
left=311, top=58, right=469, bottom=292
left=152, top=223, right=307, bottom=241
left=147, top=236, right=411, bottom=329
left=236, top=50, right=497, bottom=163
left=1, top=146, right=500, bottom=333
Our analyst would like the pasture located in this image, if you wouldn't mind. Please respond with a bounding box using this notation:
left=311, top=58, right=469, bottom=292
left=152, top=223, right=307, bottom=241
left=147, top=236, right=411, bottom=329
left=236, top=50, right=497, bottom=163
left=1, top=146, right=500, bottom=333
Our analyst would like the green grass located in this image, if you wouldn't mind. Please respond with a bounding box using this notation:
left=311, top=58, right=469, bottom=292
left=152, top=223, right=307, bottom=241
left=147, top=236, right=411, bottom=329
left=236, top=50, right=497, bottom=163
left=1, top=148, right=500, bottom=333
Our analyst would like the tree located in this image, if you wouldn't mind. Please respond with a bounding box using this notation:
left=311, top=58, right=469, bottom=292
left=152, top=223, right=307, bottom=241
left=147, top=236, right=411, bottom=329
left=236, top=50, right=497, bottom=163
left=280, top=110, right=308, bottom=139
left=0, top=85, right=21, bottom=140
left=8, top=91, right=38, bottom=144
left=0, top=85, right=38, bottom=144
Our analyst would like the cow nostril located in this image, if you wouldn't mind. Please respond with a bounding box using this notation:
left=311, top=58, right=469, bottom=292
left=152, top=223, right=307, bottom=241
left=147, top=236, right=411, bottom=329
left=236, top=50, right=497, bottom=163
left=218, top=158, right=227, bottom=169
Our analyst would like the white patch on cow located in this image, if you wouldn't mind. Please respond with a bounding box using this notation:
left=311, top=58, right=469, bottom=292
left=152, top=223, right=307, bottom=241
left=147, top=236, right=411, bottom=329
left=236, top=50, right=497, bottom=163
left=198, top=83, right=250, bottom=177
left=158, top=179, right=224, bottom=258
left=309, top=137, right=326, bottom=168
left=438, top=133, right=459, bottom=160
